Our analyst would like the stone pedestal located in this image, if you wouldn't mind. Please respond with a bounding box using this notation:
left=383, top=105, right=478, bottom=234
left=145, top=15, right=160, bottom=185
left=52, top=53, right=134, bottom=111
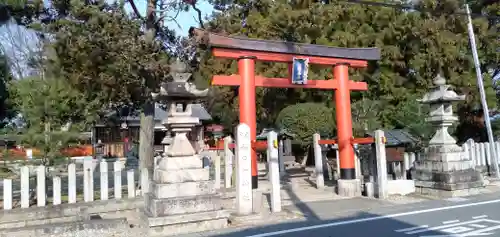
left=412, top=145, right=483, bottom=197
left=143, top=104, right=229, bottom=236
left=337, top=179, right=362, bottom=197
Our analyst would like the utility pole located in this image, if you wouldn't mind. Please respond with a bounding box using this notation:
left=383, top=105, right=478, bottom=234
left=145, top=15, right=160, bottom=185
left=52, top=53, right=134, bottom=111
left=465, top=4, right=500, bottom=179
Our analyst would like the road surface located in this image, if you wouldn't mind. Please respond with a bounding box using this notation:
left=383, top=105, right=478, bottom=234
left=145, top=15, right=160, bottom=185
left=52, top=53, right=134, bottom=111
left=185, top=192, right=500, bottom=237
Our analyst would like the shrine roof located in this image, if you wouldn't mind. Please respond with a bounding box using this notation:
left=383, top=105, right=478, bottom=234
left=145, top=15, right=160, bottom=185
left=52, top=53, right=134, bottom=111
left=191, top=28, right=381, bottom=61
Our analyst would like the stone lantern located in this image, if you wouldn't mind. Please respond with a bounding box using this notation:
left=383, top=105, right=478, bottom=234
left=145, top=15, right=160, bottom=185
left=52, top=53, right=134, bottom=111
left=143, top=59, right=229, bottom=236
left=412, top=75, right=484, bottom=197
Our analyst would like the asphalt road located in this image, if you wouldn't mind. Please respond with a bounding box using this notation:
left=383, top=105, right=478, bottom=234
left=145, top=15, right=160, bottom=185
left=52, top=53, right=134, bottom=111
left=187, top=192, right=500, bottom=237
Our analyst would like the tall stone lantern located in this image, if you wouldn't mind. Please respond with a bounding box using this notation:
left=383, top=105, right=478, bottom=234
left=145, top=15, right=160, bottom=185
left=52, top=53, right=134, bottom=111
left=143, top=59, right=230, bottom=236
left=412, top=75, right=484, bottom=197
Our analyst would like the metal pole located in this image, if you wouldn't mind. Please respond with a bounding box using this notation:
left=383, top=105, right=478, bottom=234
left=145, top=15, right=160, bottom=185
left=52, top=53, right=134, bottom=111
left=465, top=4, right=500, bottom=178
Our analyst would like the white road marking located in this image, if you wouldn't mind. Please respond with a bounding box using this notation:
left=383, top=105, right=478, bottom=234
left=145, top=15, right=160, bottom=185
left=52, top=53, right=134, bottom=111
left=244, top=198, right=500, bottom=237
left=443, top=220, right=460, bottom=224
left=473, top=215, right=489, bottom=219
left=407, top=219, right=500, bottom=236
left=469, top=224, right=488, bottom=228
left=459, top=224, right=500, bottom=236
left=394, top=225, right=429, bottom=232
left=406, top=220, right=483, bottom=234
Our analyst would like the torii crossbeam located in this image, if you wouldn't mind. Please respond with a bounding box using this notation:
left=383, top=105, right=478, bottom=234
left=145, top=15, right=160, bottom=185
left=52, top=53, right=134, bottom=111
left=192, top=28, right=380, bottom=191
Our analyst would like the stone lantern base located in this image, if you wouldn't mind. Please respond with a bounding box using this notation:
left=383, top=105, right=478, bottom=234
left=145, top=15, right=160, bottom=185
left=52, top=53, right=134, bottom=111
left=141, top=117, right=229, bottom=236
left=141, top=154, right=230, bottom=236
left=412, top=144, right=484, bottom=197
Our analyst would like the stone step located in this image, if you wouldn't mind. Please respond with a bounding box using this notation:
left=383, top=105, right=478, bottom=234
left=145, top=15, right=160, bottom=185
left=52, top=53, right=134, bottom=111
left=0, top=218, right=140, bottom=237
left=0, top=215, right=84, bottom=229
left=143, top=209, right=230, bottom=237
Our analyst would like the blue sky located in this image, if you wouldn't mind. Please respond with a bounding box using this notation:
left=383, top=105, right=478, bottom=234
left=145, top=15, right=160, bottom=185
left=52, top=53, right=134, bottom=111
left=125, top=0, right=214, bottom=36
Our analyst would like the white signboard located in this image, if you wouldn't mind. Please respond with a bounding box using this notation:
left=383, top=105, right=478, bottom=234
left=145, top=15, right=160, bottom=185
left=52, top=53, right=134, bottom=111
left=235, top=123, right=253, bottom=215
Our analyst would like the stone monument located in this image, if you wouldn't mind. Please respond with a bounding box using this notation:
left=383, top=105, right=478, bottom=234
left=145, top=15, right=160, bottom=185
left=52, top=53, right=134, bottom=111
left=143, top=59, right=230, bottom=236
left=412, top=75, right=484, bottom=197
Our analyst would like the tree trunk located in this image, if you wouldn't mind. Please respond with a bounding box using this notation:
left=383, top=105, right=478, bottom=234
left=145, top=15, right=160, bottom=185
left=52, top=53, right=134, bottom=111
left=139, top=101, right=155, bottom=176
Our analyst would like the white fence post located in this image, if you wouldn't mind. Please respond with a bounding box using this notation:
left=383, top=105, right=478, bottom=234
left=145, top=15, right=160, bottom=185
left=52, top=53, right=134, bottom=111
left=83, top=159, right=94, bottom=202
left=141, top=168, right=149, bottom=195
left=214, top=154, right=221, bottom=189
left=68, top=163, right=76, bottom=204
left=278, top=140, right=285, bottom=177
left=36, top=165, right=46, bottom=207
left=20, top=166, right=29, bottom=208
left=3, top=179, right=12, bottom=210
left=486, top=142, right=492, bottom=168
left=53, top=176, right=61, bottom=205
left=100, top=161, right=108, bottom=200
left=235, top=123, right=253, bottom=215
left=480, top=143, right=486, bottom=167
left=312, top=133, right=324, bottom=189
left=375, top=130, right=388, bottom=199
left=224, top=136, right=233, bottom=189
left=114, top=161, right=122, bottom=199
left=268, top=131, right=282, bottom=213
left=127, top=169, right=135, bottom=198
left=496, top=142, right=500, bottom=167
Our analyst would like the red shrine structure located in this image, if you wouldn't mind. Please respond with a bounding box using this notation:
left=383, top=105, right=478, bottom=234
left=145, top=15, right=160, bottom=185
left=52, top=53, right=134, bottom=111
left=192, top=28, right=380, bottom=189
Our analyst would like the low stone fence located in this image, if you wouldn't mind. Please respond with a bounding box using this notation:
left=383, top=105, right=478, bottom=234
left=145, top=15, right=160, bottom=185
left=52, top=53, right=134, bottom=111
left=398, top=140, right=500, bottom=179
left=1, top=158, right=145, bottom=210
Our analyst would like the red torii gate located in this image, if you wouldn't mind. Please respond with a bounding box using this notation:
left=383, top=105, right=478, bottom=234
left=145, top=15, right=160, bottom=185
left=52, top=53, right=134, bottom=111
left=192, top=29, right=380, bottom=189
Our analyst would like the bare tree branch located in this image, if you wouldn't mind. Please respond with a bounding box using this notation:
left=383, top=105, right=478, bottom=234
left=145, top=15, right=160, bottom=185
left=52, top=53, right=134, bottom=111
left=187, top=1, right=204, bottom=29
left=128, top=0, right=144, bottom=19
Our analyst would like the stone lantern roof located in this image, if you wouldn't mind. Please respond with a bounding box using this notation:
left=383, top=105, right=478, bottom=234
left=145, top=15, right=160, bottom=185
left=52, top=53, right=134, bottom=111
left=417, top=74, right=466, bottom=104
left=151, top=59, right=209, bottom=101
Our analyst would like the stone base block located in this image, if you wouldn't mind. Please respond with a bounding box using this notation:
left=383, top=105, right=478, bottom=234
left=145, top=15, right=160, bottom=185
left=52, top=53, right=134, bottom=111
left=415, top=186, right=481, bottom=198
left=415, top=180, right=484, bottom=191
left=144, top=209, right=229, bottom=237
left=412, top=168, right=483, bottom=187
left=157, top=155, right=202, bottom=170
left=144, top=192, right=222, bottom=216
left=150, top=180, right=216, bottom=199
left=337, top=179, right=362, bottom=197
left=154, top=168, right=209, bottom=183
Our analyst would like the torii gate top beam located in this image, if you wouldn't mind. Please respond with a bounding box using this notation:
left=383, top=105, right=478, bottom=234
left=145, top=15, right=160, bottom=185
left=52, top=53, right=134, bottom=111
left=191, top=28, right=381, bottom=67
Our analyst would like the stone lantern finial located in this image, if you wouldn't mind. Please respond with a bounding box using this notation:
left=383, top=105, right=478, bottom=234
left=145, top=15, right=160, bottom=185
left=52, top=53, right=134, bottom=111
left=169, top=59, right=191, bottom=83
left=433, top=74, right=446, bottom=86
